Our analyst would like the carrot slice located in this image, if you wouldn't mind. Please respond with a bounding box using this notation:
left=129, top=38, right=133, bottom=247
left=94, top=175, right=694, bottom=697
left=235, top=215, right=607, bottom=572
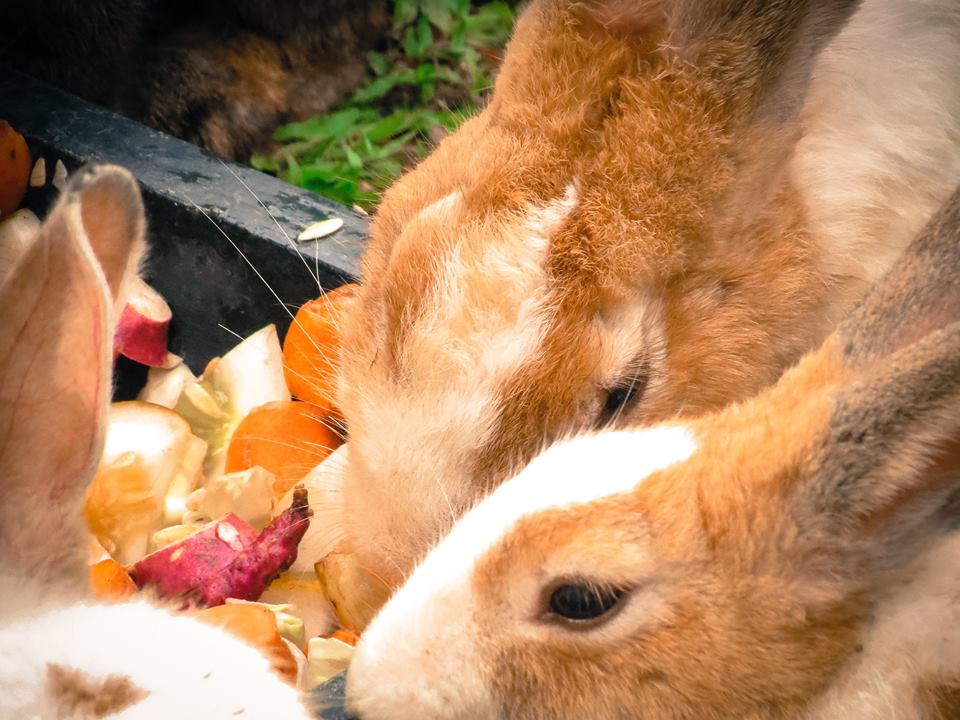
left=89, top=559, right=137, bottom=601
left=0, top=121, right=29, bottom=215
left=282, top=284, right=359, bottom=418
left=194, top=603, right=298, bottom=684
left=225, top=400, right=343, bottom=498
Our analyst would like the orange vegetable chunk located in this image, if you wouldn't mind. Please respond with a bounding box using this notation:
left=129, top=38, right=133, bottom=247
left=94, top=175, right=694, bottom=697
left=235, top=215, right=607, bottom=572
left=0, top=121, right=29, bottom=215
left=225, top=400, right=343, bottom=498
left=89, top=559, right=137, bottom=600
left=194, top=603, right=298, bottom=683
left=282, top=283, right=359, bottom=417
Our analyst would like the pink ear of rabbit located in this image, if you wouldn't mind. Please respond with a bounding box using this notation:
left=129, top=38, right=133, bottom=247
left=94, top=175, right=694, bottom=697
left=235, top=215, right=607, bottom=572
left=0, top=164, right=145, bottom=590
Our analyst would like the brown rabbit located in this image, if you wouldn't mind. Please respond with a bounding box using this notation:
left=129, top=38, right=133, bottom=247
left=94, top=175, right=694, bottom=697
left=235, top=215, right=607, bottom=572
left=345, top=181, right=960, bottom=719
left=0, top=166, right=312, bottom=718
left=325, top=0, right=960, bottom=627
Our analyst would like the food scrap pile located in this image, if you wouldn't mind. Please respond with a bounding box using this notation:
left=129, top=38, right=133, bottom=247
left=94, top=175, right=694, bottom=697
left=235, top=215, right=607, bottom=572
left=0, top=121, right=362, bottom=692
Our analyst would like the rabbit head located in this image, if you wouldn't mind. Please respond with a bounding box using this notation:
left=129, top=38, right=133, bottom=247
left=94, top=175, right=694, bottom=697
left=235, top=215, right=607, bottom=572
left=345, top=185, right=960, bottom=720
left=331, top=0, right=900, bottom=624
left=0, top=166, right=312, bottom=719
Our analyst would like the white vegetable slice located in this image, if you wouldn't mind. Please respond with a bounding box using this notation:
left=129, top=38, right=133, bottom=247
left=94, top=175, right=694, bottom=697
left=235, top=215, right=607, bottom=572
left=162, top=433, right=207, bottom=525
left=29, top=158, right=45, bottom=187
left=211, top=324, right=290, bottom=416
left=297, top=218, right=343, bottom=243
left=176, top=324, right=290, bottom=474
left=138, top=362, right=198, bottom=409
left=52, top=160, right=68, bottom=191
left=259, top=571, right=337, bottom=640
left=306, top=636, right=355, bottom=689
left=276, top=444, right=348, bottom=574
left=85, top=401, right=205, bottom=564
left=196, top=466, right=276, bottom=529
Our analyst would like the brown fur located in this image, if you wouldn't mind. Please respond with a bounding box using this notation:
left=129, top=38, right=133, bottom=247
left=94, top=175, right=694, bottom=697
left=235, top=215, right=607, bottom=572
left=45, top=664, right=148, bottom=718
left=460, top=188, right=960, bottom=718
left=337, top=0, right=870, bottom=621
left=2, top=1, right=389, bottom=159
left=917, top=677, right=960, bottom=720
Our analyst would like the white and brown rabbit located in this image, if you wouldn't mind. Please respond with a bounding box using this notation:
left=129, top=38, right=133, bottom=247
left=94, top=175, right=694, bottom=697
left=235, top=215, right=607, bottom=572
left=326, top=0, right=960, bottom=627
left=345, top=183, right=960, bottom=719
left=0, top=166, right=311, bottom=719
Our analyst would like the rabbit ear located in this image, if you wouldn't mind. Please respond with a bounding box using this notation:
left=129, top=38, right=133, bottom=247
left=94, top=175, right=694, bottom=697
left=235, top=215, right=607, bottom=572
left=0, top=164, right=144, bottom=593
left=835, top=187, right=960, bottom=370
left=791, top=188, right=960, bottom=563
left=577, top=0, right=860, bottom=115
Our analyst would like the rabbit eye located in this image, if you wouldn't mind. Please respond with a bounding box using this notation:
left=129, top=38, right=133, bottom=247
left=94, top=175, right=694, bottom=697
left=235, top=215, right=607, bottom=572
left=598, top=374, right=647, bottom=426
left=548, top=584, right=626, bottom=622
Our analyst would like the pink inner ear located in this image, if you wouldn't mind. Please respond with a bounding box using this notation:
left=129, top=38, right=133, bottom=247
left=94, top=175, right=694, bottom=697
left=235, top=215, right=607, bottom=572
left=0, top=197, right=112, bottom=587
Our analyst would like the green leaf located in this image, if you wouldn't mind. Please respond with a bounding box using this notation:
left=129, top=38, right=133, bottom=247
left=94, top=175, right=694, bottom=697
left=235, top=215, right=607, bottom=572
left=367, top=51, right=389, bottom=76
left=283, top=155, right=304, bottom=186
left=393, top=0, right=419, bottom=28
left=344, top=145, right=364, bottom=170
left=463, top=1, right=515, bottom=46
left=421, top=0, right=454, bottom=34
left=403, top=15, right=433, bottom=58
left=249, top=154, right=278, bottom=172
left=350, top=69, right=417, bottom=104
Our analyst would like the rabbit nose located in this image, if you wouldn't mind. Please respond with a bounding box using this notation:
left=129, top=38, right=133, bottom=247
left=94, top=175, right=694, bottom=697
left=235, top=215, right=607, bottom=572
left=312, top=672, right=360, bottom=720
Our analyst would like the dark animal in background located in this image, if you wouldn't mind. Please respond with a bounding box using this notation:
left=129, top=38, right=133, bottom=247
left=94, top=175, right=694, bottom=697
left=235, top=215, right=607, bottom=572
left=2, top=0, right=390, bottom=159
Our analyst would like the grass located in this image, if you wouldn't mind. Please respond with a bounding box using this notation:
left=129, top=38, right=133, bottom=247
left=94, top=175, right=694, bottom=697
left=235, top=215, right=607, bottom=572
left=251, top=0, right=517, bottom=211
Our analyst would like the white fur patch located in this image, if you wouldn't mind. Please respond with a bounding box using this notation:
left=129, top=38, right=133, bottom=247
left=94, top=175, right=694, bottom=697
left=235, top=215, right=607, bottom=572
left=0, top=600, right=310, bottom=719
left=343, top=186, right=582, bottom=561
left=394, top=425, right=696, bottom=608
left=348, top=426, right=696, bottom=719
left=804, top=532, right=960, bottom=719
left=794, top=0, right=960, bottom=318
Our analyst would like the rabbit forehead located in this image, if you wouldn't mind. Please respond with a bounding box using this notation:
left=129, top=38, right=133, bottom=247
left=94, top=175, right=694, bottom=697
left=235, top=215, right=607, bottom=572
left=374, top=426, right=696, bottom=632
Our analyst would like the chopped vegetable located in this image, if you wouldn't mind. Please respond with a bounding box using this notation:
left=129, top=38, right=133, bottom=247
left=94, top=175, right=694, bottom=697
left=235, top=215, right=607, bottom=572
left=322, top=628, right=359, bottom=646
left=276, top=444, right=348, bottom=575
left=138, top=362, right=198, bottom=409
left=186, top=487, right=313, bottom=606
left=314, top=543, right=389, bottom=633
left=29, top=158, right=44, bottom=187
left=193, top=603, right=298, bottom=684
left=149, top=523, right=201, bottom=552
left=84, top=402, right=206, bottom=564
left=282, top=284, right=359, bottom=418
left=189, top=465, right=276, bottom=529
left=176, top=324, right=290, bottom=474
left=113, top=278, right=174, bottom=367
left=52, top=159, right=67, bottom=191
left=0, top=121, right=29, bottom=215
left=224, top=598, right=308, bottom=650
left=225, top=400, right=343, bottom=498
left=306, top=634, right=355, bottom=688
left=89, top=559, right=137, bottom=600
left=259, top=571, right=337, bottom=640
left=297, top=218, right=343, bottom=243
left=133, top=488, right=312, bottom=607
left=132, top=514, right=257, bottom=598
